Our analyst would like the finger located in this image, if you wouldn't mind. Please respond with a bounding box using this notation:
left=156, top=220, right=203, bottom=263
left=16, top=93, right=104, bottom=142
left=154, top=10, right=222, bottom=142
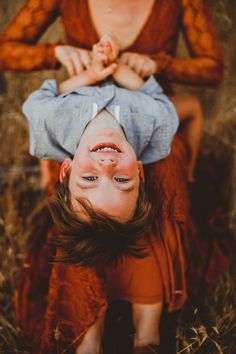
left=102, top=41, right=112, bottom=56
left=138, top=61, right=150, bottom=77
left=96, top=43, right=104, bottom=51
left=92, top=44, right=99, bottom=54
left=71, top=52, right=83, bottom=75
left=80, top=50, right=92, bottom=69
left=99, top=63, right=117, bottom=79
left=120, top=52, right=130, bottom=64
left=106, top=40, right=119, bottom=61
left=150, top=60, right=157, bottom=74
left=96, top=52, right=108, bottom=60
left=64, top=58, right=76, bottom=77
left=127, top=54, right=139, bottom=70
left=135, top=58, right=146, bottom=75
left=95, top=45, right=105, bottom=55
left=140, top=60, right=156, bottom=78
left=96, top=53, right=109, bottom=65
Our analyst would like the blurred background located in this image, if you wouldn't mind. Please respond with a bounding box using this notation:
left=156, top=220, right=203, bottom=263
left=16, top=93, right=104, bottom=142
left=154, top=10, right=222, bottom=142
left=0, top=1, right=235, bottom=353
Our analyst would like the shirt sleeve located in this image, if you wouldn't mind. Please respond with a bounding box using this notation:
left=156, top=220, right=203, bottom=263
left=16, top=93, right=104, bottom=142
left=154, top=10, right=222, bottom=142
left=138, top=76, right=164, bottom=97
left=137, top=77, right=179, bottom=163
left=150, top=107, right=179, bottom=160
left=22, top=80, right=70, bottom=161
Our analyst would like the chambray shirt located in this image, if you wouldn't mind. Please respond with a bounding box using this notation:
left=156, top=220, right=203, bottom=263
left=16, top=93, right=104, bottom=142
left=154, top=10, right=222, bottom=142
left=22, top=76, right=179, bottom=164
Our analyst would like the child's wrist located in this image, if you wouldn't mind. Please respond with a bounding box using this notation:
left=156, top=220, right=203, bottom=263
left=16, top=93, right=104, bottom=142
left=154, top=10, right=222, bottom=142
left=84, top=68, right=99, bottom=85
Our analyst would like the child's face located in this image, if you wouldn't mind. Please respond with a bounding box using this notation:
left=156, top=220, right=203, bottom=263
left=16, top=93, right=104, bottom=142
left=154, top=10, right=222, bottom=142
left=60, top=112, right=143, bottom=222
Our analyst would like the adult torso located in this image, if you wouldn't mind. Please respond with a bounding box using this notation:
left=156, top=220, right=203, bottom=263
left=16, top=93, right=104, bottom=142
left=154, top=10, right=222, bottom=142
left=59, top=0, right=182, bottom=56
left=86, top=0, right=156, bottom=50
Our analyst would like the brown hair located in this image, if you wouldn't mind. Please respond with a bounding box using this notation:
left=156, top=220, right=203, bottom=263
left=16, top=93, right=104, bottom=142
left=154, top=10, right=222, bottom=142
left=48, top=171, right=153, bottom=267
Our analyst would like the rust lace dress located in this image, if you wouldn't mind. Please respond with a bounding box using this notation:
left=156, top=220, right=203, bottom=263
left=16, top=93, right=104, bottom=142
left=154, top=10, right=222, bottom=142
left=0, top=0, right=226, bottom=352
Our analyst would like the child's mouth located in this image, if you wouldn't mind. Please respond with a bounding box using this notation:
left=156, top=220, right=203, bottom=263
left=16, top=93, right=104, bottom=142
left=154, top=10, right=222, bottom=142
left=90, top=143, right=122, bottom=153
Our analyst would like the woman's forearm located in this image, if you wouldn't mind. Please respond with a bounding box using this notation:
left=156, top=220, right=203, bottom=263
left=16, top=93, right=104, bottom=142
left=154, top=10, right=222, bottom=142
left=154, top=53, right=224, bottom=85
left=159, top=0, right=224, bottom=85
left=0, top=41, right=58, bottom=72
left=0, top=0, right=59, bottom=72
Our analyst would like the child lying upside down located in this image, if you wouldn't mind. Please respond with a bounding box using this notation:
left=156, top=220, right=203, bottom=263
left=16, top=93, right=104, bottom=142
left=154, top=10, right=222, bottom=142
left=38, top=34, right=202, bottom=189
left=23, top=33, right=181, bottom=265
left=23, top=34, right=201, bottom=354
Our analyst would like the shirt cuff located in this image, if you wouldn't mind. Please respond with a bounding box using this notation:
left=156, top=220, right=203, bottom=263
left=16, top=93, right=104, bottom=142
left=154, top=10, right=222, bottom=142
left=138, top=76, right=163, bottom=97
left=40, top=79, right=59, bottom=97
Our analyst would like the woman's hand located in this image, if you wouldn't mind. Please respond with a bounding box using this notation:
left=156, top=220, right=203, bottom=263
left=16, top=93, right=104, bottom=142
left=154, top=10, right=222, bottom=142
left=54, top=45, right=92, bottom=77
left=120, top=52, right=157, bottom=78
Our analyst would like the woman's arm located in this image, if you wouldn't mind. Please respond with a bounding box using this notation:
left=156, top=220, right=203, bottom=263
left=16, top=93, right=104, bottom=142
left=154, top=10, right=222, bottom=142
left=153, top=0, right=224, bottom=85
left=121, top=0, right=224, bottom=86
left=0, top=0, right=60, bottom=71
left=0, top=0, right=91, bottom=74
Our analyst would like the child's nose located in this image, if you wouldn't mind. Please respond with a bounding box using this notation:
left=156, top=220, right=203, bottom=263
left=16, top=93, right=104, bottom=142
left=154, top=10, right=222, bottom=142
left=98, top=158, right=118, bottom=167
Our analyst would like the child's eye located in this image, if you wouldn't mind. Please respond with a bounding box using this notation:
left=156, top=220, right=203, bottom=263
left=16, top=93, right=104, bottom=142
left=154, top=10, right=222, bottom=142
left=83, top=176, right=98, bottom=181
left=114, top=177, right=129, bottom=183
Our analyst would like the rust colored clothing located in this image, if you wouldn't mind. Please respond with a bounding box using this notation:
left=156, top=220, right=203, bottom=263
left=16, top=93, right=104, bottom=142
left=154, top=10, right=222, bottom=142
left=104, top=138, right=189, bottom=310
left=16, top=138, right=189, bottom=353
left=0, top=0, right=225, bottom=352
left=0, top=0, right=223, bottom=86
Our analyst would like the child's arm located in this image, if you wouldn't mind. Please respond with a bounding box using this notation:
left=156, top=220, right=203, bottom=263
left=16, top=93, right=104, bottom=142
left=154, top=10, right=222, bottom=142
left=58, top=56, right=117, bottom=94
left=113, top=60, right=144, bottom=90
left=97, top=34, right=145, bottom=90
left=59, top=33, right=120, bottom=94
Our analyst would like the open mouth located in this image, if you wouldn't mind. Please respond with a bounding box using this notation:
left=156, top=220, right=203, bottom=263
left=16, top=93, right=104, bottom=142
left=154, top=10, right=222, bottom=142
left=90, top=143, right=122, bottom=153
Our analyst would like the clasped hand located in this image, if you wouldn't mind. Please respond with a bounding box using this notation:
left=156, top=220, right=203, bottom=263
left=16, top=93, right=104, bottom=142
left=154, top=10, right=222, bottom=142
left=55, top=34, right=156, bottom=79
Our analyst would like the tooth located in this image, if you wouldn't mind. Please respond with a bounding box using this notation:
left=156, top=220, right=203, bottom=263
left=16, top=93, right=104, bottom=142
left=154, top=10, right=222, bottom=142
left=94, top=146, right=119, bottom=152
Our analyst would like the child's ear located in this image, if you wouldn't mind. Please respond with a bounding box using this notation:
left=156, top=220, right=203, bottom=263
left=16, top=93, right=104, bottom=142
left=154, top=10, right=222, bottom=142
left=59, top=158, right=72, bottom=182
left=138, top=161, right=145, bottom=184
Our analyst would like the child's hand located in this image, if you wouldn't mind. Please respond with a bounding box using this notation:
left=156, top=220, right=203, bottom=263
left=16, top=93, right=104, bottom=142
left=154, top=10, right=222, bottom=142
left=92, top=43, right=109, bottom=65
left=87, top=48, right=117, bottom=83
left=97, top=33, right=121, bottom=62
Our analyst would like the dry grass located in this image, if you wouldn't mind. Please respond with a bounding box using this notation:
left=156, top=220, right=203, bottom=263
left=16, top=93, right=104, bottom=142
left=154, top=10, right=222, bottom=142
left=176, top=264, right=236, bottom=354
left=0, top=315, right=30, bottom=354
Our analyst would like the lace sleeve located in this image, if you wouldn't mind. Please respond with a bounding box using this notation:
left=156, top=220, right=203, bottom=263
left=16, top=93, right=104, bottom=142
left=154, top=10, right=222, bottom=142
left=154, top=0, right=224, bottom=85
left=0, top=0, right=60, bottom=71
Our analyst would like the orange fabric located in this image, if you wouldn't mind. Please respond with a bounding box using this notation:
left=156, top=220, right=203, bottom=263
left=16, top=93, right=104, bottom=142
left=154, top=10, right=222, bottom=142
left=104, top=137, right=189, bottom=311
left=144, top=138, right=189, bottom=311
left=1, top=1, right=225, bottom=352
left=15, top=137, right=190, bottom=353
left=40, top=256, right=107, bottom=353
left=15, top=211, right=54, bottom=351
left=0, top=0, right=223, bottom=85
left=104, top=238, right=164, bottom=305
